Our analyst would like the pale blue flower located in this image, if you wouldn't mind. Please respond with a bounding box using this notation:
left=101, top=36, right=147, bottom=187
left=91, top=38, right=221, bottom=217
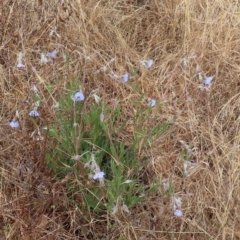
left=29, top=110, right=40, bottom=117
left=204, top=76, right=213, bottom=85
left=16, top=63, right=25, bottom=68
left=148, top=98, right=156, bottom=107
left=10, top=120, right=19, bottom=128
left=174, top=209, right=183, bottom=217
left=146, top=59, right=154, bottom=68
left=47, top=50, right=58, bottom=59
left=142, top=59, right=154, bottom=68
left=122, top=73, right=129, bottom=83
left=73, top=91, right=85, bottom=102
left=93, top=171, right=105, bottom=180
left=172, top=195, right=182, bottom=217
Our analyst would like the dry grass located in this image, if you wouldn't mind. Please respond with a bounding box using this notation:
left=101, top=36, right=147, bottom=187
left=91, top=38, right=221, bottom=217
left=1, top=0, right=240, bottom=239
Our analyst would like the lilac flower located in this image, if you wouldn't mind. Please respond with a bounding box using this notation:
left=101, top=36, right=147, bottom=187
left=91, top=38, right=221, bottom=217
left=17, top=63, right=25, bottom=68
left=85, top=153, right=105, bottom=185
left=122, top=73, right=129, bottom=83
left=73, top=91, right=85, bottom=102
left=204, top=76, right=213, bottom=85
left=171, top=195, right=183, bottom=217
left=148, top=98, right=156, bottom=107
left=9, top=120, right=19, bottom=128
left=47, top=49, right=58, bottom=59
left=142, top=59, right=154, bottom=68
left=29, top=110, right=40, bottom=117
left=146, top=59, right=154, bottom=68
left=93, top=171, right=105, bottom=180
left=174, top=209, right=183, bottom=217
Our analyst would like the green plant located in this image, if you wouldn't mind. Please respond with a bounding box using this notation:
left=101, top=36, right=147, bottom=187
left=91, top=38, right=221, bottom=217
left=45, top=78, right=169, bottom=213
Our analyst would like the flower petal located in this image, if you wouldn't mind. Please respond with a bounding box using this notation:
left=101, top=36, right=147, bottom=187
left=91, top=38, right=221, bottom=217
left=144, top=59, right=154, bottom=68
left=148, top=98, right=156, bottom=107
left=174, top=209, right=183, bottom=217
left=47, top=50, right=58, bottom=59
left=29, top=110, right=40, bottom=117
left=16, top=63, right=25, bottom=68
left=122, top=73, right=129, bottom=83
left=10, top=120, right=19, bottom=128
left=204, top=76, right=213, bottom=85
left=73, top=91, right=85, bottom=102
left=93, top=171, right=105, bottom=180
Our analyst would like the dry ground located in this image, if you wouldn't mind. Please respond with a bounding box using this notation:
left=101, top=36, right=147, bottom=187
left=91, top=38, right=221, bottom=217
left=1, top=0, right=240, bottom=239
